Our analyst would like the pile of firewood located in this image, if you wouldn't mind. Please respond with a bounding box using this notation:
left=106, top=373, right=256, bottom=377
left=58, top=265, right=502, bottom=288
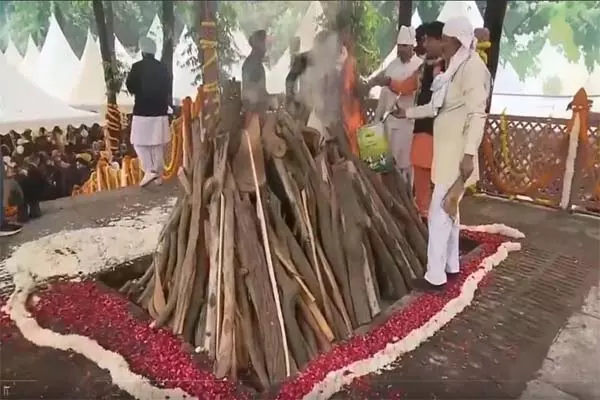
left=120, top=105, right=427, bottom=390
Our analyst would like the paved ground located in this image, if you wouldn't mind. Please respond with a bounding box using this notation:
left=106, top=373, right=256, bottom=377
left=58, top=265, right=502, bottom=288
left=1, top=190, right=598, bottom=399
left=333, top=195, right=600, bottom=399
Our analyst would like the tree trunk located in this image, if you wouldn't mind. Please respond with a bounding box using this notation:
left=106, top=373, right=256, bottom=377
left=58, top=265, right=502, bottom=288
left=92, top=0, right=118, bottom=105
left=161, top=0, right=175, bottom=104
left=398, top=0, right=413, bottom=29
left=483, top=0, right=507, bottom=84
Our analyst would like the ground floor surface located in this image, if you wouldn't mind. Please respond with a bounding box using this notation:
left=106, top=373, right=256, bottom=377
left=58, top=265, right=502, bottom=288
left=0, top=185, right=598, bottom=399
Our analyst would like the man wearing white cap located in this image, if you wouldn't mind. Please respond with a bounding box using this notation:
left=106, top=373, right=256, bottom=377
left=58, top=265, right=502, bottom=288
left=393, top=16, right=491, bottom=291
left=374, top=25, right=422, bottom=182
left=126, top=36, right=172, bottom=187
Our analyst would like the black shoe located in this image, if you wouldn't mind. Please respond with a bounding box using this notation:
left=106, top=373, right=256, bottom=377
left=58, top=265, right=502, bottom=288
left=412, top=278, right=445, bottom=292
left=16, top=205, right=29, bottom=224
left=28, top=202, right=42, bottom=219
left=0, top=222, right=22, bottom=237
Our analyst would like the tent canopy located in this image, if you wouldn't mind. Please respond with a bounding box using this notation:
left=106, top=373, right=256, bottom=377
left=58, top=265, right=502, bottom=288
left=69, top=31, right=134, bottom=112
left=69, top=31, right=106, bottom=110
left=493, top=61, right=525, bottom=94
left=3, top=39, right=23, bottom=68
left=227, top=29, right=252, bottom=81
left=267, top=0, right=325, bottom=94
left=172, top=26, right=200, bottom=101
left=0, top=53, right=101, bottom=134
left=19, top=36, right=40, bottom=82
left=35, top=14, right=80, bottom=102
left=437, top=0, right=484, bottom=27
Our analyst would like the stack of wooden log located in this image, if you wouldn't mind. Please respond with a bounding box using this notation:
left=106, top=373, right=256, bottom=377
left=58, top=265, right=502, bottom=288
left=121, top=105, right=427, bottom=390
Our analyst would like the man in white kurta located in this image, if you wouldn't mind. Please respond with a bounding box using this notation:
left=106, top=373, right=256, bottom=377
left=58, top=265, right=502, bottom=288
left=396, top=17, right=491, bottom=291
left=374, top=26, right=422, bottom=182
left=126, top=37, right=172, bottom=187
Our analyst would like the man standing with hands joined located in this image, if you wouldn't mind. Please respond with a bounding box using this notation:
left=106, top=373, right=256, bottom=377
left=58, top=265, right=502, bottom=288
left=391, top=16, right=491, bottom=291
left=126, top=37, right=172, bottom=188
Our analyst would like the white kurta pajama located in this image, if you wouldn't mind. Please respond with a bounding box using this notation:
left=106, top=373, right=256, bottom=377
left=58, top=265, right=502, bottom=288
left=406, top=19, right=491, bottom=286
left=375, top=55, right=422, bottom=181
left=130, top=116, right=170, bottom=175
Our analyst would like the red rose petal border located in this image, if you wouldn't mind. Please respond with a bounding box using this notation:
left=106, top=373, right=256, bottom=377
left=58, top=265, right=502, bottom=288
left=9, top=228, right=518, bottom=400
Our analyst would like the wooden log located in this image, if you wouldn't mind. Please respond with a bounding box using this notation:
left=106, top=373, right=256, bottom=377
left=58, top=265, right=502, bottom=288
left=235, top=266, right=269, bottom=390
left=265, top=218, right=310, bottom=369
left=173, top=131, right=209, bottom=334
left=215, top=181, right=236, bottom=378
left=331, top=165, right=372, bottom=325
left=234, top=192, right=287, bottom=384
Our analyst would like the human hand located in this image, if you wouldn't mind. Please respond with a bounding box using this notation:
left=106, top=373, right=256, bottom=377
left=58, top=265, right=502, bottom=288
left=391, top=107, right=406, bottom=119
left=459, top=154, right=474, bottom=181
left=369, top=74, right=391, bottom=88
left=442, top=178, right=464, bottom=220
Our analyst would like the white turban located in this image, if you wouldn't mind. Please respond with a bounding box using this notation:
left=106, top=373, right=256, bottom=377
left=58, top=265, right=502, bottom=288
left=396, top=26, right=416, bottom=46
left=442, top=16, right=475, bottom=49
left=139, top=37, right=156, bottom=55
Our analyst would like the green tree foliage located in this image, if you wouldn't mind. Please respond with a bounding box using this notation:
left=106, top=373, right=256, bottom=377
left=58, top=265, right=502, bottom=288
left=323, top=1, right=382, bottom=76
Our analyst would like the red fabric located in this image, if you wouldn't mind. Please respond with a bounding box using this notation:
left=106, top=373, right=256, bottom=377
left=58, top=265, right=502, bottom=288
left=410, top=132, right=433, bottom=169
left=413, top=166, right=432, bottom=218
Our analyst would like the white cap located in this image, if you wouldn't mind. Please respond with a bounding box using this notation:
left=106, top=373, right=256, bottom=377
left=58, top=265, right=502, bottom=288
left=397, top=26, right=416, bottom=45
left=139, top=37, right=156, bottom=54
left=443, top=16, right=475, bottom=49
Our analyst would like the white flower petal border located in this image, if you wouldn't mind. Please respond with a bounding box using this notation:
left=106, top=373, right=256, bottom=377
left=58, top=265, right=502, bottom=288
left=0, top=197, right=524, bottom=400
left=302, top=223, right=524, bottom=400
left=1, top=199, right=194, bottom=400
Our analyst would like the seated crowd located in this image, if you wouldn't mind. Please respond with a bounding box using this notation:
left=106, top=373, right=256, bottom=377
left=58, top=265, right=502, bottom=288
left=2, top=124, right=135, bottom=223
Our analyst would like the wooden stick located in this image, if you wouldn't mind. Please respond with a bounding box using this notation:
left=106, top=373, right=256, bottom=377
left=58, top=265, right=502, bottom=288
left=244, top=129, right=291, bottom=377
left=215, top=193, right=225, bottom=355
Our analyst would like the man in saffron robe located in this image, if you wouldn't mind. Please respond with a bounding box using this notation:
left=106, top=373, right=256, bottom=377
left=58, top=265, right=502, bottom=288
left=370, top=22, right=446, bottom=222
left=392, top=16, right=491, bottom=291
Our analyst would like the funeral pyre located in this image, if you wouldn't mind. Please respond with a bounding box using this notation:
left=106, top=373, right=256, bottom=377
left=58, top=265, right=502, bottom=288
left=120, top=93, right=427, bottom=390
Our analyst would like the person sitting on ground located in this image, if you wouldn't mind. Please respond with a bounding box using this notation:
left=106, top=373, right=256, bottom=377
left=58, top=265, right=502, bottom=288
left=126, top=36, right=172, bottom=188
left=1, top=154, right=23, bottom=236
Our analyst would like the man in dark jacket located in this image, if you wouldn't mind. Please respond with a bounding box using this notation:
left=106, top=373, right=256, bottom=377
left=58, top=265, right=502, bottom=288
left=126, top=37, right=172, bottom=187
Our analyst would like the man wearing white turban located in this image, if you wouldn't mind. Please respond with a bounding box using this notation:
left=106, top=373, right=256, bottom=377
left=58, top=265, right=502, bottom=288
left=374, top=26, right=423, bottom=182
left=126, top=36, right=172, bottom=187
left=394, top=16, right=491, bottom=291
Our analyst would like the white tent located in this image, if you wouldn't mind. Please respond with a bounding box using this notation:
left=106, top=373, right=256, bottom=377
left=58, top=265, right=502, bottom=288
left=267, top=0, right=325, bottom=94
left=172, top=26, right=200, bottom=101
left=522, top=42, right=589, bottom=96
left=227, top=29, right=252, bottom=81
left=69, top=31, right=133, bottom=113
left=3, top=39, right=23, bottom=68
left=368, top=10, right=423, bottom=98
left=19, top=36, right=40, bottom=82
left=35, top=14, right=80, bottom=102
left=0, top=53, right=100, bottom=134
left=493, top=61, right=525, bottom=94
left=115, top=35, right=134, bottom=68
left=584, top=64, right=600, bottom=96
left=437, top=1, right=484, bottom=27
left=136, top=14, right=163, bottom=61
